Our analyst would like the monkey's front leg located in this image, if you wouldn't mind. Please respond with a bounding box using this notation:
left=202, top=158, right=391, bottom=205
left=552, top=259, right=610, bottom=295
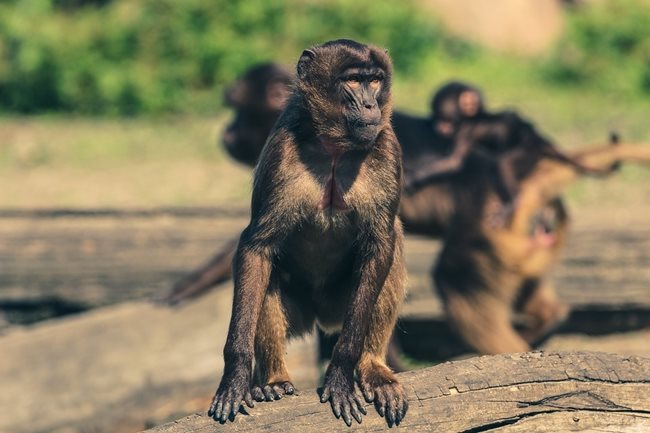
left=320, top=232, right=399, bottom=426
left=208, top=230, right=272, bottom=423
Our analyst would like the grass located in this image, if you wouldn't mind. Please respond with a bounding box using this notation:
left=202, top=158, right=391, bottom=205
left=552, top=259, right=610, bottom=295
left=0, top=116, right=253, bottom=208
left=1, top=52, right=649, bottom=209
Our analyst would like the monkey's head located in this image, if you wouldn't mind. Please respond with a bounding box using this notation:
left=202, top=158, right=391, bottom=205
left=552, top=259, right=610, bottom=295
left=222, top=63, right=293, bottom=166
left=295, top=39, right=393, bottom=149
left=431, top=81, right=484, bottom=136
left=224, top=63, right=292, bottom=113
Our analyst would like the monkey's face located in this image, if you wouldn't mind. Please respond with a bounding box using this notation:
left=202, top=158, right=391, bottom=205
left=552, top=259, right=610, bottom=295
left=431, top=81, right=484, bottom=135
left=337, top=67, right=385, bottom=145
left=458, top=90, right=482, bottom=118
left=296, top=39, right=393, bottom=149
left=222, top=64, right=292, bottom=165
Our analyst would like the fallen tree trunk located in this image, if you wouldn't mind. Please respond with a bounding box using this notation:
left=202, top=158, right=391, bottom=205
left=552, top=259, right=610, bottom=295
left=145, top=351, right=650, bottom=433
left=0, top=288, right=318, bottom=433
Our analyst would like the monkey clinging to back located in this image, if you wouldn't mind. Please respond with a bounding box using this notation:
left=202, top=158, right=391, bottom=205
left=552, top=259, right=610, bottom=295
left=208, top=39, right=408, bottom=427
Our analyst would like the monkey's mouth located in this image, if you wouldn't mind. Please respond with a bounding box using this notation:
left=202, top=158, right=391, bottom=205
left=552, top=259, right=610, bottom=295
left=353, top=119, right=381, bottom=128
left=532, top=223, right=557, bottom=247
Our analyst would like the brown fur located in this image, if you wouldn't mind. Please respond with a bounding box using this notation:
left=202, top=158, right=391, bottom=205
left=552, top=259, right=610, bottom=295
left=208, top=40, right=407, bottom=427
left=165, top=63, right=649, bottom=361
left=407, top=82, right=617, bottom=208
left=436, top=140, right=650, bottom=354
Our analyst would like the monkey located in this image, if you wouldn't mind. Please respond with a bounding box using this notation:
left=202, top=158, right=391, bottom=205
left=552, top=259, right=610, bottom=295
left=165, top=68, right=638, bottom=361
left=405, top=82, right=617, bottom=212
left=208, top=40, right=408, bottom=427
left=162, top=75, right=463, bottom=306
left=434, top=136, right=650, bottom=355
left=160, top=64, right=292, bottom=305
left=431, top=81, right=485, bottom=137
left=222, top=63, right=293, bottom=167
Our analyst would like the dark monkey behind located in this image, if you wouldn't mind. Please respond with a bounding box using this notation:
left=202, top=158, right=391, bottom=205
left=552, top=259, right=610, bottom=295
left=208, top=40, right=408, bottom=427
left=222, top=63, right=292, bottom=167
left=406, top=81, right=617, bottom=205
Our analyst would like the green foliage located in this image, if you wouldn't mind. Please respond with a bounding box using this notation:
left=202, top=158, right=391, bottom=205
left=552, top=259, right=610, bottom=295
left=541, top=0, right=650, bottom=96
left=0, top=0, right=464, bottom=115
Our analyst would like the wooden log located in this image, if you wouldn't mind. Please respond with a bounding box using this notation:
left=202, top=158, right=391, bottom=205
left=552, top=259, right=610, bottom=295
left=0, top=288, right=319, bottom=433
left=397, top=298, right=650, bottom=360
left=1, top=213, right=649, bottom=328
left=145, top=351, right=650, bottom=433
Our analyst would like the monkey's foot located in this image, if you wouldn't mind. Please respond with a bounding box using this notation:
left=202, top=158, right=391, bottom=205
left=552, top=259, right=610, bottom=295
left=251, top=381, right=296, bottom=402
left=358, top=363, right=408, bottom=427
left=320, top=366, right=367, bottom=426
left=522, top=301, right=571, bottom=347
left=208, top=367, right=254, bottom=423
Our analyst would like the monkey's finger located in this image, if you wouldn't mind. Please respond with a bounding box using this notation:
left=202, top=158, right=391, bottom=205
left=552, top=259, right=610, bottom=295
left=341, top=401, right=353, bottom=427
left=361, top=385, right=375, bottom=402
left=220, top=400, right=232, bottom=422
left=320, top=387, right=331, bottom=403
left=244, top=391, right=255, bottom=408
left=331, top=394, right=343, bottom=418
left=207, top=396, right=216, bottom=416
left=262, top=385, right=275, bottom=401
left=349, top=397, right=364, bottom=424
left=283, top=382, right=296, bottom=395
left=272, top=384, right=285, bottom=398
left=211, top=398, right=223, bottom=419
left=230, top=398, right=243, bottom=420
left=354, top=394, right=367, bottom=415
left=386, top=400, right=397, bottom=427
left=251, top=386, right=265, bottom=402
left=375, top=389, right=387, bottom=417
left=396, top=396, right=408, bottom=424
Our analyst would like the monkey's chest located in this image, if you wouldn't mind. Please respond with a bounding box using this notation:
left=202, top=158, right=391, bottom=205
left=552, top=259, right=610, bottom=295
left=319, top=172, right=348, bottom=211
left=282, top=222, right=357, bottom=287
left=295, top=149, right=365, bottom=216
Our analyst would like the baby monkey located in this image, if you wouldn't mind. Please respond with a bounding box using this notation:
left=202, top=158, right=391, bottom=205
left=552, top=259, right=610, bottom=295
left=407, top=81, right=615, bottom=214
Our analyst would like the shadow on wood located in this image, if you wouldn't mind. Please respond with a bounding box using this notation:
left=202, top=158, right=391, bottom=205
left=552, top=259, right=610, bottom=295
left=144, top=351, right=650, bottom=432
left=397, top=305, right=650, bottom=361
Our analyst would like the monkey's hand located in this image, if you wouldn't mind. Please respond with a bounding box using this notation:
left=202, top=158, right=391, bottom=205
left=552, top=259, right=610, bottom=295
left=320, top=365, right=367, bottom=426
left=358, top=363, right=408, bottom=427
left=251, top=380, right=296, bottom=402
left=208, top=365, right=254, bottom=423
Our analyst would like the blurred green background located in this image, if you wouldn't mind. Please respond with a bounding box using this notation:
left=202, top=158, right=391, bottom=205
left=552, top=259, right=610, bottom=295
left=0, top=0, right=649, bottom=208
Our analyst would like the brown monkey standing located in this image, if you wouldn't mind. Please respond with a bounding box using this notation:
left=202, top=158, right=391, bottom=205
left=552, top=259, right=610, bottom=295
left=208, top=40, right=408, bottom=427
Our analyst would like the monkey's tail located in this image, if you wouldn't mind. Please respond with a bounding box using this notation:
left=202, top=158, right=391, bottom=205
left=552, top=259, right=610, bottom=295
left=510, top=142, right=650, bottom=234
left=157, top=237, right=238, bottom=306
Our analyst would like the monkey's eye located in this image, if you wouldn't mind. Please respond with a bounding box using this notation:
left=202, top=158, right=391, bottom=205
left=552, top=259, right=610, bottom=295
left=345, top=76, right=361, bottom=88
left=369, top=78, right=381, bottom=88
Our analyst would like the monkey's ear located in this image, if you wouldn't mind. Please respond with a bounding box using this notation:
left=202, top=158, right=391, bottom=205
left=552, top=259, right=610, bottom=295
left=297, top=49, right=316, bottom=80
left=224, top=80, right=244, bottom=107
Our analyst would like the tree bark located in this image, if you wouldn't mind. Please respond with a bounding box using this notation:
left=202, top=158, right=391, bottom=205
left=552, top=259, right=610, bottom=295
left=145, top=351, right=650, bottom=433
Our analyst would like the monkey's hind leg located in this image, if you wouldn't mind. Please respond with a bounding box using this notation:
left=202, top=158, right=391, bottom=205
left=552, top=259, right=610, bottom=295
left=441, top=288, right=531, bottom=354
left=356, top=239, right=408, bottom=427
left=517, top=280, right=570, bottom=347
left=251, top=286, right=306, bottom=402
